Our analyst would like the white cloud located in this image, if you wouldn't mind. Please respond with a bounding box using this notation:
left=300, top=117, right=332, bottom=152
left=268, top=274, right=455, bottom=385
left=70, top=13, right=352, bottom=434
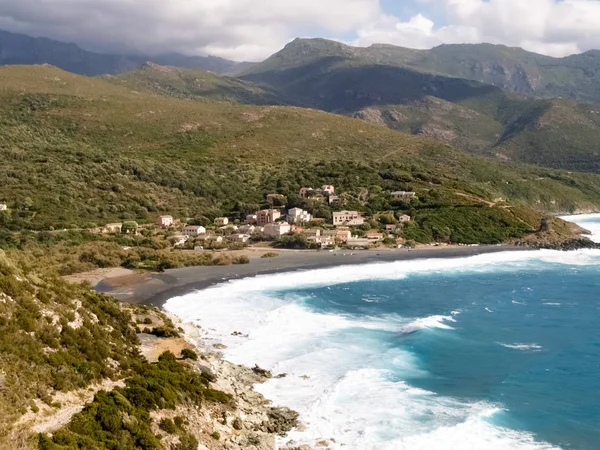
left=353, top=0, right=600, bottom=57
left=0, top=0, right=380, bottom=60
left=0, top=0, right=599, bottom=60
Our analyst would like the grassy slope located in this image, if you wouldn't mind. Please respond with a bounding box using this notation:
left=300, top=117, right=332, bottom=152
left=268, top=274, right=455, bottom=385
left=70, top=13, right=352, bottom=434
left=2, top=65, right=600, bottom=241
left=105, top=63, right=287, bottom=105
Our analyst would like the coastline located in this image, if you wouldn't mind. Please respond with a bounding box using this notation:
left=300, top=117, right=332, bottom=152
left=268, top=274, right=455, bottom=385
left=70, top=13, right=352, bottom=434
left=98, top=245, right=527, bottom=307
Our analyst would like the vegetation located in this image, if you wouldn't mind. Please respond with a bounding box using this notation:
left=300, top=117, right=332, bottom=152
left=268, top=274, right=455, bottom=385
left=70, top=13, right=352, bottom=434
left=0, top=250, right=235, bottom=448
left=1, top=64, right=600, bottom=267
left=37, top=351, right=229, bottom=449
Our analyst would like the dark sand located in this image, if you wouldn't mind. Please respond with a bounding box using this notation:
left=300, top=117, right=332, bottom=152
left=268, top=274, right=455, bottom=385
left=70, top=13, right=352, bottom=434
left=98, top=245, right=529, bottom=307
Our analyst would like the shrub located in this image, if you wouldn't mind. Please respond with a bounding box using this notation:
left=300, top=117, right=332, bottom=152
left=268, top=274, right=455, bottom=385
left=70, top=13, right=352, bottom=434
left=211, top=431, right=221, bottom=440
left=181, top=348, right=198, bottom=360
left=261, top=252, right=279, bottom=258
left=159, top=418, right=177, bottom=434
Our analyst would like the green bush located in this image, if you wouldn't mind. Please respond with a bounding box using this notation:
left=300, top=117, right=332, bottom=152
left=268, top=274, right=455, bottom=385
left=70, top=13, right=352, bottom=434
left=159, top=418, right=178, bottom=434
left=181, top=349, right=198, bottom=361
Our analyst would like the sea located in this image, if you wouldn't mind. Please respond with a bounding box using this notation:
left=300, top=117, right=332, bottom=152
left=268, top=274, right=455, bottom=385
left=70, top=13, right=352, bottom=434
left=165, top=214, right=600, bottom=450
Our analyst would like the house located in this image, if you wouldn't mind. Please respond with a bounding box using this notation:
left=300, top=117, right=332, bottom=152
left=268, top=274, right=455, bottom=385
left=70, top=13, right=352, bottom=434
left=256, top=209, right=281, bottom=226
left=239, top=224, right=256, bottom=234
left=229, top=234, right=250, bottom=243
left=183, top=225, right=206, bottom=236
left=299, top=187, right=313, bottom=198
left=215, top=217, right=229, bottom=226
left=386, top=224, right=398, bottom=232
left=331, top=229, right=351, bottom=242
left=303, top=229, right=321, bottom=239
left=391, top=191, right=417, bottom=201
left=399, top=215, right=411, bottom=223
left=321, top=185, right=335, bottom=195
left=156, top=215, right=173, bottom=227
left=103, top=223, right=123, bottom=234
left=320, top=235, right=336, bottom=248
left=264, top=222, right=291, bottom=238
left=0, top=204, right=7, bottom=211
left=287, top=207, right=312, bottom=224
left=366, top=232, right=384, bottom=241
left=347, top=238, right=371, bottom=248
left=198, top=235, right=224, bottom=244
left=333, top=211, right=365, bottom=226
left=245, top=214, right=258, bottom=224
left=328, top=195, right=340, bottom=205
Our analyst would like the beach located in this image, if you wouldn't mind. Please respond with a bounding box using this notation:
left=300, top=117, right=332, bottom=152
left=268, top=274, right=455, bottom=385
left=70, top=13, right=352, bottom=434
left=97, top=245, right=524, bottom=307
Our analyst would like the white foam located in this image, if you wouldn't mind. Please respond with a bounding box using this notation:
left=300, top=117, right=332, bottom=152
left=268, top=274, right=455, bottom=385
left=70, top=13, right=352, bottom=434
left=400, top=315, right=456, bottom=334
left=560, top=213, right=600, bottom=242
left=163, top=250, right=586, bottom=450
left=498, top=343, right=543, bottom=351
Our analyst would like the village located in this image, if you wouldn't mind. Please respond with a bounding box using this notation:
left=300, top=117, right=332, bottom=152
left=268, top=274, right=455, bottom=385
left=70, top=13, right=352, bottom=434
left=80, top=185, right=420, bottom=252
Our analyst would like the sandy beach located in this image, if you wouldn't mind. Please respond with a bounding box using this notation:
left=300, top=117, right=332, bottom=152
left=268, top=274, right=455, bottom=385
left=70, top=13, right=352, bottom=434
left=97, top=245, right=526, bottom=307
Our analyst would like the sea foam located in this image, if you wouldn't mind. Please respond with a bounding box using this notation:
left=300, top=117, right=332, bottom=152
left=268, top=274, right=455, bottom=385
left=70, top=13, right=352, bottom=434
left=164, top=249, right=600, bottom=449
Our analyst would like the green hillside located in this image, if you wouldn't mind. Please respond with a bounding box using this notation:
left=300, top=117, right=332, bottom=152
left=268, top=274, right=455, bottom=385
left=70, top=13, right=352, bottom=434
left=106, top=63, right=287, bottom=105
left=1, top=65, right=600, bottom=249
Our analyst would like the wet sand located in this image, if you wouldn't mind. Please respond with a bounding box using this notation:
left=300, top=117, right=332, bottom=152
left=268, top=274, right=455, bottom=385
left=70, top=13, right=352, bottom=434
left=98, top=245, right=528, bottom=307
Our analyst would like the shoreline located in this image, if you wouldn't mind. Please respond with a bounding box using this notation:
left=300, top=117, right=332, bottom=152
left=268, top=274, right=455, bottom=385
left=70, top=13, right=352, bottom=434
left=98, top=245, right=528, bottom=307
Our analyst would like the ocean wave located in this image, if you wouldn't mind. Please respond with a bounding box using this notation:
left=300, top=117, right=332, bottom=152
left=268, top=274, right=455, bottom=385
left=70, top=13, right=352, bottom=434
left=560, top=213, right=600, bottom=243
left=400, top=315, right=456, bottom=334
left=543, top=302, right=561, bottom=306
left=498, top=343, right=543, bottom=351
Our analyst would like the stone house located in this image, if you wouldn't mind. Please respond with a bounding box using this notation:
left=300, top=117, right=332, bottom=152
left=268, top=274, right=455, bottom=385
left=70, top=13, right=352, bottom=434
left=215, top=217, right=229, bottom=226
left=156, top=215, right=173, bottom=227
left=256, top=209, right=281, bottom=226
left=245, top=214, right=258, bottom=224
left=103, top=223, right=123, bottom=234
left=391, top=191, right=416, bottom=201
left=399, top=215, right=412, bottom=223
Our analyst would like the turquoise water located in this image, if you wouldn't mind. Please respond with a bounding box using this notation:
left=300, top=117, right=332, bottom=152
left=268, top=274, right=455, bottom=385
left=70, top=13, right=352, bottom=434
left=166, top=216, right=600, bottom=449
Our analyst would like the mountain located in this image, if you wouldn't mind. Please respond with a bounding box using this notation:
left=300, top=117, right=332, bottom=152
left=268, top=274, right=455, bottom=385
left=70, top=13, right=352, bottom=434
left=2, top=65, right=600, bottom=246
left=237, top=38, right=600, bottom=173
left=0, top=29, right=249, bottom=76
left=242, top=38, right=600, bottom=102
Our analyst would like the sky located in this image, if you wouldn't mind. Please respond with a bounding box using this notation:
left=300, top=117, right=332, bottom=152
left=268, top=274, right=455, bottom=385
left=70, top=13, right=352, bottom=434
left=1, top=0, right=600, bottom=61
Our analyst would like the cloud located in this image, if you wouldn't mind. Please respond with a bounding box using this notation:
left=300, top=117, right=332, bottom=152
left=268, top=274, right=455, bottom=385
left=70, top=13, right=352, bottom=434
left=353, top=0, right=600, bottom=57
left=0, top=0, right=380, bottom=60
left=0, top=0, right=599, bottom=61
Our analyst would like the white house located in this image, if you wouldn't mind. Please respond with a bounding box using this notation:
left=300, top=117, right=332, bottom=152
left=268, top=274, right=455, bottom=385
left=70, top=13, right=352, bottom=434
left=332, top=211, right=365, bottom=226
left=156, top=215, right=173, bottom=227
left=264, top=222, right=291, bottom=238
left=0, top=204, right=7, bottom=211
left=287, top=208, right=312, bottom=224
left=103, top=223, right=123, bottom=234
left=215, top=217, right=229, bottom=226
left=399, top=214, right=411, bottom=223
left=183, top=225, right=206, bottom=236
left=321, top=185, right=335, bottom=195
